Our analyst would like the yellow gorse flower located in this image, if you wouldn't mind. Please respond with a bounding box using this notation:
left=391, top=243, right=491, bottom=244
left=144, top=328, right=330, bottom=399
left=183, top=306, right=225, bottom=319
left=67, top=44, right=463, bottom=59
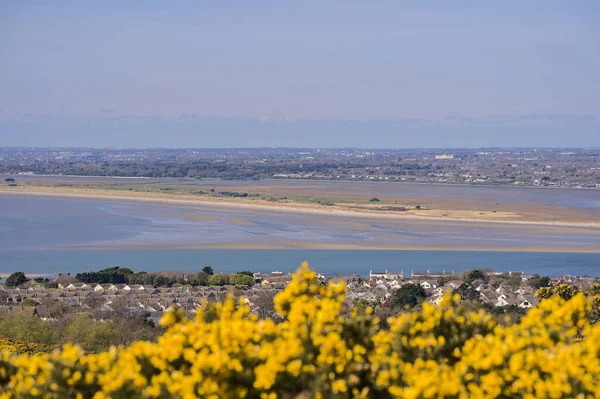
left=0, top=262, right=599, bottom=398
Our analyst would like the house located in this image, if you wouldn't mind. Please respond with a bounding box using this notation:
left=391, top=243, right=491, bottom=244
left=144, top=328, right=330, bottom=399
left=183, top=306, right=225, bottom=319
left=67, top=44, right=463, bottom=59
left=369, top=269, right=404, bottom=280
left=446, top=280, right=464, bottom=290
left=496, top=296, right=510, bottom=307
left=345, top=274, right=364, bottom=286
left=479, top=290, right=498, bottom=305
left=420, top=280, right=437, bottom=289
left=518, top=299, right=533, bottom=308
left=429, top=294, right=445, bottom=305
left=373, top=284, right=389, bottom=298
left=411, top=270, right=456, bottom=280
left=389, top=280, right=402, bottom=290
left=100, top=304, right=114, bottom=312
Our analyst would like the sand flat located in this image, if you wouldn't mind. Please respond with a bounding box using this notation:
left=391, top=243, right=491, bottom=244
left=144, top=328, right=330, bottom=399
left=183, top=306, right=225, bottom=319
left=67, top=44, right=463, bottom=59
left=2, top=184, right=600, bottom=253
left=2, top=185, right=599, bottom=227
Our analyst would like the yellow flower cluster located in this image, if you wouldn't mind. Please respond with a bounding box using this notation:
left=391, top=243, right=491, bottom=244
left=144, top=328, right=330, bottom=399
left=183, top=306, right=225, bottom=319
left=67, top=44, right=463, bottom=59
left=1, top=263, right=599, bottom=398
left=0, top=338, right=50, bottom=355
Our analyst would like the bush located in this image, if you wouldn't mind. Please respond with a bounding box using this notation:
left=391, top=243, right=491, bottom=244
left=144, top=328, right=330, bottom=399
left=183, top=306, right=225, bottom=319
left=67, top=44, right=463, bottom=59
left=0, top=310, right=56, bottom=347
left=535, top=276, right=551, bottom=289
left=452, top=282, right=480, bottom=302
left=208, top=273, right=228, bottom=286
left=1, top=265, right=600, bottom=398
left=388, top=283, right=426, bottom=309
left=5, top=272, right=28, bottom=287
left=229, top=273, right=254, bottom=286
left=463, top=268, right=487, bottom=284
left=63, top=313, right=116, bottom=353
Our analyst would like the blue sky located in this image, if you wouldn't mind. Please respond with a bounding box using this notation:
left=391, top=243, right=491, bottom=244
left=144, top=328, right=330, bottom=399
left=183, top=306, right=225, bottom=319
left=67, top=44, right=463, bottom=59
left=0, top=1, right=598, bottom=147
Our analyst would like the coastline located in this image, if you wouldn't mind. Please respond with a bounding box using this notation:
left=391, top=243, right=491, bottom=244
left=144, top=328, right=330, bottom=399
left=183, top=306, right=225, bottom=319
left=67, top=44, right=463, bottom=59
left=55, top=242, right=600, bottom=253
left=5, top=173, right=599, bottom=191
left=1, top=186, right=599, bottom=228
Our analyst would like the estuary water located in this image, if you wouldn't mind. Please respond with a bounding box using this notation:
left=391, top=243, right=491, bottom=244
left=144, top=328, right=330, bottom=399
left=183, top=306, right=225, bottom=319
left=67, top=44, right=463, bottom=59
left=0, top=193, right=599, bottom=277
left=2, top=249, right=600, bottom=278
left=2, top=195, right=600, bottom=250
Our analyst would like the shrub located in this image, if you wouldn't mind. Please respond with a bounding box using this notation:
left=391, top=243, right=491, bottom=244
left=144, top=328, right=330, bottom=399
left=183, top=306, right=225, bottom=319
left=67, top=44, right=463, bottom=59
left=208, top=273, right=229, bottom=286
left=388, top=283, right=426, bottom=309
left=1, top=264, right=600, bottom=398
left=5, top=272, right=28, bottom=287
left=229, top=273, right=254, bottom=286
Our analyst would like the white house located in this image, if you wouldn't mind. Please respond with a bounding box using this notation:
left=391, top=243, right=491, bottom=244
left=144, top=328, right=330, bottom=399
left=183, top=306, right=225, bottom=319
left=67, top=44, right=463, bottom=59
left=369, top=269, right=404, bottom=280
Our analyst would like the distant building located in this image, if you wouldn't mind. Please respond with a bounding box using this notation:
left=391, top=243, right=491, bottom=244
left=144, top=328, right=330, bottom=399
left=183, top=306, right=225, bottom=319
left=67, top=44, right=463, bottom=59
left=435, top=154, right=454, bottom=160
left=369, top=269, right=404, bottom=280
left=411, top=270, right=456, bottom=280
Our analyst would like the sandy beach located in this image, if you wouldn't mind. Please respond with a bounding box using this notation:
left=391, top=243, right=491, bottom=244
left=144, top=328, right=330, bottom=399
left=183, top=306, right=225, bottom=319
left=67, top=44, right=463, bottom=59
left=1, top=184, right=599, bottom=228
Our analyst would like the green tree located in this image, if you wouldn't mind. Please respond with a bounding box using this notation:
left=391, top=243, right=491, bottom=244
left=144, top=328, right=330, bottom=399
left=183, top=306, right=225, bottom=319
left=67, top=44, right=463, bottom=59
left=464, top=269, right=487, bottom=284
left=5, top=272, right=28, bottom=287
left=437, top=276, right=452, bottom=288
left=388, top=283, right=426, bottom=309
left=535, top=276, right=551, bottom=289
left=453, top=283, right=480, bottom=302
left=202, top=266, right=214, bottom=276
left=229, top=273, right=254, bottom=286
left=76, top=267, right=133, bottom=284
left=369, top=197, right=380, bottom=202
left=208, top=274, right=228, bottom=286
left=189, top=271, right=209, bottom=286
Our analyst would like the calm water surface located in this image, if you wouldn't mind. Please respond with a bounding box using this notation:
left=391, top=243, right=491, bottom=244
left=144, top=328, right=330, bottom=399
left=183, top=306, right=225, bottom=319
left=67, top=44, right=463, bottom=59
left=1, top=195, right=599, bottom=250
left=1, top=193, right=599, bottom=277
left=2, top=249, right=600, bottom=277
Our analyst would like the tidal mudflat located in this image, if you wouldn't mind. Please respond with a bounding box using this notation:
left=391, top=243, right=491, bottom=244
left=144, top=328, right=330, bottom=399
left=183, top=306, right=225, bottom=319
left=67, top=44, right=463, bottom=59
left=1, top=194, right=599, bottom=252
left=3, top=176, right=599, bottom=226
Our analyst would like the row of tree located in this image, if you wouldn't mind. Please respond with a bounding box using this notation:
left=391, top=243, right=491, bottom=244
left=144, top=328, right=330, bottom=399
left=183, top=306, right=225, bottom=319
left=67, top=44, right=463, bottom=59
left=3, top=266, right=257, bottom=289
left=74, top=266, right=256, bottom=287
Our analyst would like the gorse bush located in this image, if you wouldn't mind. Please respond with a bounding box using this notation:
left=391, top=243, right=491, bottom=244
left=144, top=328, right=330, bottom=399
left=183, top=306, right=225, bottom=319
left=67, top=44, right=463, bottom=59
left=1, top=263, right=600, bottom=398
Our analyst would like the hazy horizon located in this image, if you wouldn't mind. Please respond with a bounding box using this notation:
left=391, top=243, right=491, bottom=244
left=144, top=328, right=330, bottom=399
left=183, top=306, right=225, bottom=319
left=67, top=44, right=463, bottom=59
left=2, top=145, right=600, bottom=151
left=1, top=1, right=599, bottom=147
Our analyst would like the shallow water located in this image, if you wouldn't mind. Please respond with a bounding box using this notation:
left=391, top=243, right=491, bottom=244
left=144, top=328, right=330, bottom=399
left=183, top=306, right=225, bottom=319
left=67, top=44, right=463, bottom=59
left=1, top=195, right=599, bottom=251
left=1, top=194, right=599, bottom=277
left=2, top=249, right=600, bottom=278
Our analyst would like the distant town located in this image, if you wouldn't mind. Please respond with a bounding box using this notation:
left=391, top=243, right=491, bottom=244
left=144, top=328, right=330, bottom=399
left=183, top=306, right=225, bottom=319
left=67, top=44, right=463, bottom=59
left=1, top=147, right=599, bottom=188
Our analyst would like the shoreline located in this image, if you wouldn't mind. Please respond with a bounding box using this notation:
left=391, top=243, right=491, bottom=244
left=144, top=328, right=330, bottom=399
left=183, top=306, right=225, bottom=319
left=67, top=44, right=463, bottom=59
left=4, top=173, right=599, bottom=192
left=54, top=242, right=600, bottom=253
left=2, top=187, right=600, bottom=228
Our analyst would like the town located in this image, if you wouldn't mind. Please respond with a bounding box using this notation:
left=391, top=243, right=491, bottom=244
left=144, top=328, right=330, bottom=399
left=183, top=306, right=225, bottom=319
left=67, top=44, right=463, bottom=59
left=2, top=267, right=598, bottom=326
left=1, top=147, right=599, bottom=188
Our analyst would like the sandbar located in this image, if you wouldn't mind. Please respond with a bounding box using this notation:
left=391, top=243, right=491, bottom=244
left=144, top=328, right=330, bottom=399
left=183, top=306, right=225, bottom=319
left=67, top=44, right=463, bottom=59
left=1, top=185, right=599, bottom=228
